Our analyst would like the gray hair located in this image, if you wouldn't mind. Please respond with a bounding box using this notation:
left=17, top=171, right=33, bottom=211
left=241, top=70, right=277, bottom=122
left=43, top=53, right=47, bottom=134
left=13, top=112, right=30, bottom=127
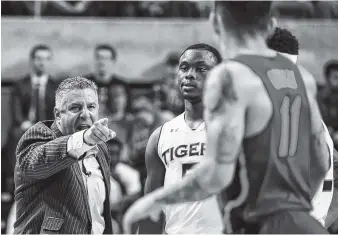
left=55, top=76, right=98, bottom=108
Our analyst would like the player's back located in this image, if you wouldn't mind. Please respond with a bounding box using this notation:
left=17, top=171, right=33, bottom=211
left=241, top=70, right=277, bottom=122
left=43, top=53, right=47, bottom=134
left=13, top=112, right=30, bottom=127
left=157, top=114, right=223, bottom=234
left=226, top=54, right=328, bottom=224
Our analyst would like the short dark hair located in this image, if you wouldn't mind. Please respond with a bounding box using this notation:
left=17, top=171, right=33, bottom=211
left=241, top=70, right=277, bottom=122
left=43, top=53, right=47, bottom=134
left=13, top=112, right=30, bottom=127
left=266, top=27, right=299, bottom=55
left=30, top=44, right=52, bottom=59
left=215, top=1, right=272, bottom=41
left=55, top=76, right=98, bottom=108
left=95, top=44, right=117, bottom=60
left=180, top=43, right=222, bottom=64
left=324, top=60, right=338, bottom=78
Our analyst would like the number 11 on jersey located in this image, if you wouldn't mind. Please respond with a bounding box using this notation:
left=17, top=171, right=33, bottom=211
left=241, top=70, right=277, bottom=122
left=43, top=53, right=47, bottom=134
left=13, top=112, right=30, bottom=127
left=279, top=95, right=302, bottom=158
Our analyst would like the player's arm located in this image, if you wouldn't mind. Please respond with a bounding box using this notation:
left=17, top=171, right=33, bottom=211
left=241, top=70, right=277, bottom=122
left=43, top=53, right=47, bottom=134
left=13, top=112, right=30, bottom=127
left=138, top=127, right=165, bottom=233
left=300, top=66, right=331, bottom=179
left=152, top=64, right=246, bottom=204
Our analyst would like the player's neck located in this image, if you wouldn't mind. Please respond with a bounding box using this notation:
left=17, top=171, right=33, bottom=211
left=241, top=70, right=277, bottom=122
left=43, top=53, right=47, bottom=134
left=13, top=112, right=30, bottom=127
left=221, top=35, right=275, bottom=59
left=184, top=100, right=203, bottom=122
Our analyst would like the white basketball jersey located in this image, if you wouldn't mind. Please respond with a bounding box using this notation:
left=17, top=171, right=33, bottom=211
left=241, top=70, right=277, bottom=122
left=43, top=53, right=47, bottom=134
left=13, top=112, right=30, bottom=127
left=157, top=114, right=223, bottom=234
left=310, top=121, right=334, bottom=225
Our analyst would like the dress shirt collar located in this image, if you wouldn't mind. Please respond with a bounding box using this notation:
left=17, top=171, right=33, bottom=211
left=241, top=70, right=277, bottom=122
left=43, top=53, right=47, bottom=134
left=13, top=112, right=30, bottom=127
left=31, top=73, right=49, bottom=86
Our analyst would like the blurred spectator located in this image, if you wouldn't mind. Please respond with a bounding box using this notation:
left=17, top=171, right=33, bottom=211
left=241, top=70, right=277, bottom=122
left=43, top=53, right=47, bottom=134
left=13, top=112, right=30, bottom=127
left=146, top=51, right=185, bottom=116
left=318, top=60, right=338, bottom=149
left=100, top=82, right=133, bottom=162
left=139, top=1, right=200, bottom=18
left=2, top=1, right=337, bottom=18
left=312, top=1, right=338, bottom=19
left=162, top=52, right=185, bottom=116
left=12, top=1, right=91, bottom=16
left=85, top=44, right=129, bottom=110
left=272, top=1, right=315, bottom=19
left=128, top=96, right=171, bottom=190
left=107, top=138, right=142, bottom=232
left=3, top=44, right=59, bottom=193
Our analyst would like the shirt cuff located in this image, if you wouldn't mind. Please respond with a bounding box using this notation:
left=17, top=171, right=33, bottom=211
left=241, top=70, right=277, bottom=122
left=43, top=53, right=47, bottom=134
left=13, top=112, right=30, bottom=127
left=67, top=130, right=95, bottom=159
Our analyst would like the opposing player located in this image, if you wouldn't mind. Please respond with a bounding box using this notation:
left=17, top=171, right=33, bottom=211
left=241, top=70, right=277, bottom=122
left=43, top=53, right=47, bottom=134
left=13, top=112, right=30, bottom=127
left=123, top=2, right=330, bottom=233
left=138, top=43, right=224, bottom=234
left=266, top=27, right=335, bottom=226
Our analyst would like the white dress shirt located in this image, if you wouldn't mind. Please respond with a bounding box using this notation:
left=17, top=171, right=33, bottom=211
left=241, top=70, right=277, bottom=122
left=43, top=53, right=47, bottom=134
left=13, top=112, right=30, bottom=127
left=67, top=130, right=106, bottom=234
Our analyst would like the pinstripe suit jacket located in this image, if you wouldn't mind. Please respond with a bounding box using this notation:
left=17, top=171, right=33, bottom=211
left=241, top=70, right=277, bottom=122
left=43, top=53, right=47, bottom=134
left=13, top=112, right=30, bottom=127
left=14, top=121, right=113, bottom=234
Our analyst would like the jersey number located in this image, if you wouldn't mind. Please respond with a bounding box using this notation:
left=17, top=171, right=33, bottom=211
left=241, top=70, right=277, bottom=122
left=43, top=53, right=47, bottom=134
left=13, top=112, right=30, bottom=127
left=279, top=95, right=302, bottom=158
left=182, top=163, right=197, bottom=177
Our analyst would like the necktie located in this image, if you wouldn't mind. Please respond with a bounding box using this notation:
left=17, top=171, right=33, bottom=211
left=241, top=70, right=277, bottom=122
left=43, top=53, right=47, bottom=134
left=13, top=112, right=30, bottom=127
left=28, top=83, right=39, bottom=123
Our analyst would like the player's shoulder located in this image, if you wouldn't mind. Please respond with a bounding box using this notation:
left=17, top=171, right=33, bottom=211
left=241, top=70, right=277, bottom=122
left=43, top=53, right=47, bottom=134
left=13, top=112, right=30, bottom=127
left=206, top=61, right=259, bottom=102
left=164, top=113, right=184, bottom=127
left=152, top=114, right=184, bottom=142
left=211, top=61, right=260, bottom=86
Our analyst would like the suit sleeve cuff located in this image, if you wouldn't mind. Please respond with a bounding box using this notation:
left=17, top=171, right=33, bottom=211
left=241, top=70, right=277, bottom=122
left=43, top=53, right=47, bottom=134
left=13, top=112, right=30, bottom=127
left=67, top=130, right=95, bottom=159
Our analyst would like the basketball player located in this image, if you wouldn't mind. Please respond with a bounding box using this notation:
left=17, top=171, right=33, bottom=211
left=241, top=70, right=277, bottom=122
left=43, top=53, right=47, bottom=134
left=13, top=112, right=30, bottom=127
left=123, top=2, right=330, bottom=233
left=266, top=27, right=335, bottom=226
left=138, top=43, right=224, bottom=234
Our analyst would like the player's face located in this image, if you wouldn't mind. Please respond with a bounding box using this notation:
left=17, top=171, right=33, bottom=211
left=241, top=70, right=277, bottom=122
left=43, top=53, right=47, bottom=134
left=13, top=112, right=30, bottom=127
left=55, top=88, right=99, bottom=135
left=31, top=49, right=52, bottom=75
left=177, top=49, right=217, bottom=102
left=95, top=49, right=115, bottom=75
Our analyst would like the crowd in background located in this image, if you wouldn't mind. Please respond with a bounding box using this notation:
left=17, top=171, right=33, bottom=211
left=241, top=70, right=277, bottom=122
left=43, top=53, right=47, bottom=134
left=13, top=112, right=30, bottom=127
left=1, top=1, right=338, bottom=233
left=2, top=1, right=338, bottom=19
left=1, top=40, right=338, bottom=233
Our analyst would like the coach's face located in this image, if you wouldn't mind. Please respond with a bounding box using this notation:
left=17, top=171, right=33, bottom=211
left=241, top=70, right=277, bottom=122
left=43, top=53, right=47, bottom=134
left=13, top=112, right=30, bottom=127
left=55, top=88, right=99, bottom=135
left=177, top=49, right=217, bottom=103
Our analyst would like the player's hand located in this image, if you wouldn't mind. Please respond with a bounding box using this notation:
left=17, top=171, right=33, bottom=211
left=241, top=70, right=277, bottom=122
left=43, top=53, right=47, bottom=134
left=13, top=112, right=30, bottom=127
left=83, top=118, right=116, bottom=146
left=122, top=193, right=162, bottom=234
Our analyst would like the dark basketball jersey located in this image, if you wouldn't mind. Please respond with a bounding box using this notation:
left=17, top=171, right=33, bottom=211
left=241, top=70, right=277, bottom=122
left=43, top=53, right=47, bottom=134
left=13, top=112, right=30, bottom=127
left=224, top=54, right=327, bottom=232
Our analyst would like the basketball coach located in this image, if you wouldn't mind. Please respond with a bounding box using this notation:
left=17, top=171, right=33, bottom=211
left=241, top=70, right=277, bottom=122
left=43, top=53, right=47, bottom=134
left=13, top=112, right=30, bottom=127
left=13, top=77, right=116, bottom=234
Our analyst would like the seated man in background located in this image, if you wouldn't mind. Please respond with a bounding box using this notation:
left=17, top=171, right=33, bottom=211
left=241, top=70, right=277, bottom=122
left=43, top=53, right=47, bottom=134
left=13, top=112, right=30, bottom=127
left=128, top=96, right=171, bottom=190
left=3, top=44, right=59, bottom=194
left=85, top=44, right=129, bottom=110
left=318, top=60, right=338, bottom=149
left=100, top=82, right=133, bottom=161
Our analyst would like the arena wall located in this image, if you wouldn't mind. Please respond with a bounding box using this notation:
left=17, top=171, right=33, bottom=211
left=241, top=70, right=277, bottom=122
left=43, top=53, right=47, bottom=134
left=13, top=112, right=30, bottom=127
left=2, top=18, right=338, bottom=83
